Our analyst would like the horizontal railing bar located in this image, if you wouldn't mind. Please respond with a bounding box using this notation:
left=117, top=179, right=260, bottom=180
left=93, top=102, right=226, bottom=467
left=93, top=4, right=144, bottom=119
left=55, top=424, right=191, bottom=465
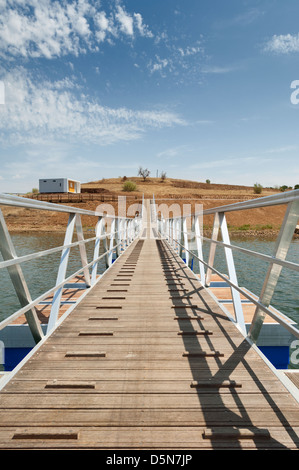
left=159, top=189, right=299, bottom=220
left=203, top=189, right=299, bottom=215
left=196, top=235, right=299, bottom=273
left=0, top=236, right=97, bottom=270
left=0, top=240, right=124, bottom=332
left=0, top=229, right=124, bottom=270
left=0, top=194, right=136, bottom=219
left=163, top=234, right=299, bottom=339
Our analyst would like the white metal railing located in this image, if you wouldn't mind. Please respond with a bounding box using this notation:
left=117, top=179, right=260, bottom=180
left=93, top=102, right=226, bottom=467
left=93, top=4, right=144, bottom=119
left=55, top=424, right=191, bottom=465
left=0, top=194, right=142, bottom=343
left=156, top=189, right=299, bottom=343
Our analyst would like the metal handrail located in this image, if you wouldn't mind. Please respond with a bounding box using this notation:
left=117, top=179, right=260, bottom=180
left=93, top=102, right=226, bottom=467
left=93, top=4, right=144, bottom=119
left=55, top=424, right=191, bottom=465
left=0, top=194, right=143, bottom=343
left=156, top=189, right=299, bottom=344
left=164, top=189, right=299, bottom=219
left=0, top=242, right=122, bottom=331
left=199, top=235, right=299, bottom=273
left=0, top=193, right=129, bottom=218
left=166, top=236, right=299, bottom=339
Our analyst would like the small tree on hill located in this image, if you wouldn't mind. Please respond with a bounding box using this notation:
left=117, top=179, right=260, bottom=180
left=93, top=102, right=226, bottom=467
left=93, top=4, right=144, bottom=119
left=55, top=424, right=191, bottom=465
left=138, top=166, right=150, bottom=181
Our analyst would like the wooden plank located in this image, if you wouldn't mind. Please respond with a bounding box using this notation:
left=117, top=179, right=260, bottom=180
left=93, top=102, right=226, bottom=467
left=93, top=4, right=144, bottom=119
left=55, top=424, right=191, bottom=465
left=202, top=427, right=271, bottom=440
left=1, top=237, right=299, bottom=450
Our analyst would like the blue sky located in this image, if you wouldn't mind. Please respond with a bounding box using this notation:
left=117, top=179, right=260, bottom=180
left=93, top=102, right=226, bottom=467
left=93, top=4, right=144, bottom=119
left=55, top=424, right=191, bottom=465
left=1, top=0, right=299, bottom=193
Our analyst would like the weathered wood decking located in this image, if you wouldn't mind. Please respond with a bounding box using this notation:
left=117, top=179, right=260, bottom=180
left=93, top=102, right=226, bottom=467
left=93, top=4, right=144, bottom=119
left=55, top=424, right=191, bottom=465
left=0, top=236, right=298, bottom=449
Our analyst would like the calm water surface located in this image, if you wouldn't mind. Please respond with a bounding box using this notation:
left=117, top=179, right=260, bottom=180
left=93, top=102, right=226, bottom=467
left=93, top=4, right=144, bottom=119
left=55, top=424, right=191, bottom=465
left=0, top=233, right=298, bottom=327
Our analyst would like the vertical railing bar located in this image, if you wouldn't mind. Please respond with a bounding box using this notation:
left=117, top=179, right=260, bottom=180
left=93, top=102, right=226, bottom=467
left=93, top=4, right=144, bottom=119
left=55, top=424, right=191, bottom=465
left=182, top=217, right=189, bottom=266
left=75, top=214, right=91, bottom=287
left=194, top=214, right=205, bottom=283
left=91, top=216, right=103, bottom=285
left=115, top=218, right=121, bottom=258
left=205, top=212, right=220, bottom=286
left=47, top=213, right=76, bottom=334
left=102, top=217, right=109, bottom=268
left=108, top=218, right=116, bottom=267
left=219, top=212, right=246, bottom=334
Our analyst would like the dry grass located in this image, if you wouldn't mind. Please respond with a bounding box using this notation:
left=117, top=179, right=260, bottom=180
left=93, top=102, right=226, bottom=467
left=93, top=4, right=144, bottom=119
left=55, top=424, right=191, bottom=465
left=82, top=177, right=278, bottom=199
left=2, top=177, right=290, bottom=235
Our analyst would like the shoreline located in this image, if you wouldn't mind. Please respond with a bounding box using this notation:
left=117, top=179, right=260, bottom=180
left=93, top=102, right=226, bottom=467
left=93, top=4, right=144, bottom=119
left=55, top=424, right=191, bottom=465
left=7, top=227, right=299, bottom=240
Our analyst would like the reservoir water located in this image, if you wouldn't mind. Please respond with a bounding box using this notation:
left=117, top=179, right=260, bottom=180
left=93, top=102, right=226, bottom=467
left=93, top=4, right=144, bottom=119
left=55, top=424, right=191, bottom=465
left=0, top=232, right=298, bottom=325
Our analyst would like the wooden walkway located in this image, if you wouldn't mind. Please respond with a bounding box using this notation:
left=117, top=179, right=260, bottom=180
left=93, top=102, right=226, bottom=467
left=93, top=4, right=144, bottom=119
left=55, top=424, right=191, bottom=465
left=0, top=236, right=299, bottom=449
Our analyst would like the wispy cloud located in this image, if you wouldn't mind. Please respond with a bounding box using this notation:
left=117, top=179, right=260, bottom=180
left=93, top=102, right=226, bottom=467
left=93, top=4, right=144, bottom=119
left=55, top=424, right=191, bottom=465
left=200, top=65, right=236, bottom=74
left=214, top=8, right=264, bottom=29
left=264, top=145, right=297, bottom=154
left=189, top=155, right=271, bottom=170
left=147, top=40, right=205, bottom=82
left=264, top=33, right=299, bottom=54
left=0, top=67, right=185, bottom=146
left=0, top=0, right=154, bottom=59
left=148, top=56, right=170, bottom=76
left=157, top=145, right=191, bottom=159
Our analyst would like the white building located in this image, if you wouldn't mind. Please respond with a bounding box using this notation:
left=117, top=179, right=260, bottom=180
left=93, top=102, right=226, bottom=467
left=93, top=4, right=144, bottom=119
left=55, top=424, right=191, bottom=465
left=39, top=178, right=81, bottom=194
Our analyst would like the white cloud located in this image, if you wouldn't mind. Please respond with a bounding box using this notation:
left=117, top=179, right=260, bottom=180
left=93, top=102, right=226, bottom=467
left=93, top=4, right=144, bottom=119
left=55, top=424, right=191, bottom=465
left=146, top=40, right=206, bottom=83
left=201, top=65, right=235, bottom=74
left=157, top=145, right=190, bottom=159
left=115, top=5, right=134, bottom=36
left=0, top=67, right=185, bottom=146
left=0, top=0, right=154, bottom=59
left=264, top=145, right=297, bottom=154
left=264, top=33, right=299, bottom=54
left=148, top=56, right=170, bottom=75
left=190, top=156, right=260, bottom=170
left=133, top=13, right=153, bottom=38
left=178, top=45, right=204, bottom=57
left=0, top=0, right=93, bottom=58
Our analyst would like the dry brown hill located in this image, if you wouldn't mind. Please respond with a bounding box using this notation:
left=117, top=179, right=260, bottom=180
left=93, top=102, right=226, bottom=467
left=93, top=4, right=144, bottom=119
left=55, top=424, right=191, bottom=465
left=2, top=177, right=292, bottom=236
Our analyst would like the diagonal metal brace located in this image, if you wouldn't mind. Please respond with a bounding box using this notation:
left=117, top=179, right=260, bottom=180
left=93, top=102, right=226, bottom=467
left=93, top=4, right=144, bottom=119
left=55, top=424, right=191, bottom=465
left=249, top=200, right=299, bottom=343
left=0, top=209, right=44, bottom=344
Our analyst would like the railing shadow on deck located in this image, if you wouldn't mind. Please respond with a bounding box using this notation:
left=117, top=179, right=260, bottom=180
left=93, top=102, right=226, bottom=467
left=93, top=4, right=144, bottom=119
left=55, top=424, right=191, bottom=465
left=156, top=239, right=299, bottom=449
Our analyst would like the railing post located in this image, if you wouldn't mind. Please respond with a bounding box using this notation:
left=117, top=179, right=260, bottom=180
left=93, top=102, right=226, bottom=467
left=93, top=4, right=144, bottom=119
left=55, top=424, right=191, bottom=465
left=115, top=218, right=121, bottom=258
left=0, top=209, right=44, bottom=344
left=102, top=218, right=109, bottom=268
left=175, top=219, right=179, bottom=251
left=47, top=213, right=76, bottom=334
left=170, top=219, right=174, bottom=247
left=123, top=220, right=128, bottom=248
left=182, top=217, right=189, bottom=266
left=194, top=214, right=205, bottom=283
left=75, top=214, right=91, bottom=287
left=108, top=217, right=116, bottom=267
left=249, top=199, right=299, bottom=343
left=205, top=212, right=220, bottom=286
left=121, top=219, right=126, bottom=251
left=219, top=212, right=246, bottom=334
left=91, top=216, right=103, bottom=285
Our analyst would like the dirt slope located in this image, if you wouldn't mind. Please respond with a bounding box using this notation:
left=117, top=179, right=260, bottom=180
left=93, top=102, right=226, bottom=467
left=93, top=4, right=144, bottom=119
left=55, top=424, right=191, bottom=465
left=2, top=177, right=293, bottom=236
